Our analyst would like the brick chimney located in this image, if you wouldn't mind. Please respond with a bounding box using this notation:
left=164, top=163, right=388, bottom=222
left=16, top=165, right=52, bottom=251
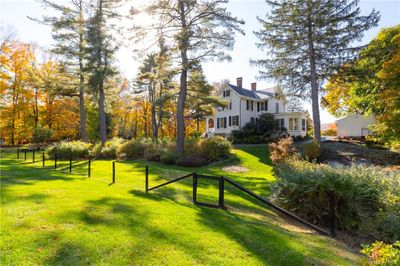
left=251, top=82, right=257, bottom=91
left=236, top=77, right=243, bottom=88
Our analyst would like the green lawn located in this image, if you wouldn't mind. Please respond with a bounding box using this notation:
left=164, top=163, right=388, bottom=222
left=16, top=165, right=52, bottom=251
left=1, top=146, right=360, bottom=265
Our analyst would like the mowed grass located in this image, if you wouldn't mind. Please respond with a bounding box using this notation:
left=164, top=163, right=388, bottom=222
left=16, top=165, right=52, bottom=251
left=1, top=146, right=360, bottom=265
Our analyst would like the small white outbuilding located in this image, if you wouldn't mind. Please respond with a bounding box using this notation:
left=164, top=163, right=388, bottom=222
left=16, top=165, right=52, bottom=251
left=335, top=114, right=375, bottom=138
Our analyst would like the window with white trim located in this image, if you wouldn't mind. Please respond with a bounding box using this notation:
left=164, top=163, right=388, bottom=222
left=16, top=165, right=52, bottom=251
left=232, top=116, right=239, bottom=126
left=289, top=118, right=299, bottom=131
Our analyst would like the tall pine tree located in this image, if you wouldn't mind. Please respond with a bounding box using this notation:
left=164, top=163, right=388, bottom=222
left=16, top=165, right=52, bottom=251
left=143, top=0, right=245, bottom=155
left=253, top=0, right=379, bottom=143
left=85, top=0, right=121, bottom=144
left=32, top=0, right=89, bottom=141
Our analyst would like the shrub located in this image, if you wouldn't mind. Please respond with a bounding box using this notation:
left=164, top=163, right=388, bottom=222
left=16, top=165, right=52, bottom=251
left=302, top=142, right=321, bottom=161
left=361, top=241, right=400, bottom=266
left=176, top=155, right=207, bottom=167
left=268, top=137, right=297, bottom=163
left=184, top=139, right=202, bottom=156
left=92, top=138, right=124, bottom=159
left=273, top=161, right=400, bottom=239
left=47, top=141, right=91, bottom=159
left=32, top=128, right=53, bottom=144
left=117, top=138, right=152, bottom=159
left=144, top=145, right=163, bottom=162
left=160, top=151, right=180, bottom=165
left=322, top=128, right=337, bottom=136
left=200, top=136, right=232, bottom=162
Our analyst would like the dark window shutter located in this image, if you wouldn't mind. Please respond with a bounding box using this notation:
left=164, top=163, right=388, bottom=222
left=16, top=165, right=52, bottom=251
left=257, top=102, right=260, bottom=112
left=223, top=91, right=225, bottom=97
left=217, top=118, right=220, bottom=129
left=251, top=101, right=253, bottom=111
left=229, top=116, right=232, bottom=126
left=246, top=100, right=249, bottom=110
left=224, top=117, right=227, bottom=128
left=265, top=100, right=268, bottom=110
left=229, top=101, right=232, bottom=110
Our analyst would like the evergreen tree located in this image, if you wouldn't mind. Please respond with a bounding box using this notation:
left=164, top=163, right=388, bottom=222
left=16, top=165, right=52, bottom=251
left=285, top=96, right=304, bottom=113
left=143, top=0, right=245, bottom=154
left=187, top=65, right=224, bottom=132
left=85, top=0, right=121, bottom=144
left=135, top=38, right=175, bottom=141
left=32, top=0, right=89, bottom=141
left=253, top=0, right=379, bottom=143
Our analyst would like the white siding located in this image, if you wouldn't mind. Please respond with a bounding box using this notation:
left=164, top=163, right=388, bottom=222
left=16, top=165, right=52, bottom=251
left=336, top=115, right=375, bottom=137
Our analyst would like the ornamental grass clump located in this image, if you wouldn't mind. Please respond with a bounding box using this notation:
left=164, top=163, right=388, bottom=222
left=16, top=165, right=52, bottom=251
left=273, top=161, right=400, bottom=240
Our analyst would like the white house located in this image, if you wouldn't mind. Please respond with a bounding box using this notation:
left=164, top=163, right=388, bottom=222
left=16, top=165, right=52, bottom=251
left=335, top=114, right=375, bottom=138
left=205, top=78, right=307, bottom=138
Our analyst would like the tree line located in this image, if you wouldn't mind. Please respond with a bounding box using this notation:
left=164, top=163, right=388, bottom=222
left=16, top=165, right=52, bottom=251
left=2, top=0, right=387, bottom=153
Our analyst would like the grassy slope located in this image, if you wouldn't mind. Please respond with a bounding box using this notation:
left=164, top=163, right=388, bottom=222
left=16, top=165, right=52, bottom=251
left=1, top=146, right=360, bottom=265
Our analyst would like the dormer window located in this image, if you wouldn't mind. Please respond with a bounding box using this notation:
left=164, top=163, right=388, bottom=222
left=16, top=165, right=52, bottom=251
left=223, top=90, right=230, bottom=97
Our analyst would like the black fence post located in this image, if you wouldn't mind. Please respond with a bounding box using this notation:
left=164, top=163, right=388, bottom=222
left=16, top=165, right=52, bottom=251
left=193, top=173, right=198, bottom=204
left=145, top=165, right=149, bottom=192
left=42, top=153, right=45, bottom=167
left=24, top=150, right=27, bottom=160
left=54, top=153, right=57, bottom=169
left=69, top=155, right=72, bottom=173
left=32, top=150, right=35, bottom=163
left=112, top=161, right=116, bottom=183
left=88, top=157, right=91, bottom=177
left=219, top=176, right=225, bottom=209
left=17, top=148, right=20, bottom=159
left=328, top=191, right=336, bottom=237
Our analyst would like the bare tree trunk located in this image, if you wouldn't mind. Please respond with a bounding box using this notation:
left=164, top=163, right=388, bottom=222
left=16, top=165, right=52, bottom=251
left=307, top=14, right=321, bottom=143
left=98, top=85, right=107, bottom=144
left=176, top=64, right=187, bottom=154
left=176, top=0, right=188, bottom=155
left=78, top=0, right=88, bottom=142
left=34, top=87, right=39, bottom=128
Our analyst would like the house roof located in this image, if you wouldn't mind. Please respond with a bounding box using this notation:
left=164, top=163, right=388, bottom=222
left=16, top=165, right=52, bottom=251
left=227, top=84, right=275, bottom=100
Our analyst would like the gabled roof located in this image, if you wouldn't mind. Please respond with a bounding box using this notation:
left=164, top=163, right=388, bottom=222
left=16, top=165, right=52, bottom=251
left=227, top=84, right=275, bottom=100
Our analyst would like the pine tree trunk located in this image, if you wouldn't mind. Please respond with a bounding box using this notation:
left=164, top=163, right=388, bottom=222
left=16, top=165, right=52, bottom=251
left=78, top=26, right=88, bottom=142
left=176, top=0, right=188, bottom=155
left=77, top=0, right=88, bottom=142
left=151, top=104, right=158, bottom=142
left=78, top=84, right=87, bottom=142
left=307, top=14, right=321, bottom=143
left=98, top=84, right=107, bottom=144
left=176, top=63, right=187, bottom=155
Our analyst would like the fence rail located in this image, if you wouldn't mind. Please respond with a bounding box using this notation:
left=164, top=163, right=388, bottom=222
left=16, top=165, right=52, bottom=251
left=15, top=148, right=335, bottom=237
left=145, top=166, right=335, bottom=237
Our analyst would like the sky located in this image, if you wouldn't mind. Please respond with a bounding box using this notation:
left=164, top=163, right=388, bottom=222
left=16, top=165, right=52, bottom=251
left=1, top=0, right=399, bottom=123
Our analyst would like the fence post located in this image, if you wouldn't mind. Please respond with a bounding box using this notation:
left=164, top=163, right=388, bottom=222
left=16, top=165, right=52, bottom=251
left=88, top=156, right=91, bottom=177
left=219, top=176, right=225, bottom=209
left=193, top=173, right=198, bottom=204
left=17, top=148, right=20, bottom=159
left=145, top=165, right=149, bottom=192
left=42, top=153, right=45, bottom=167
left=112, top=161, right=116, bottom=183
left=54, top=153, right=57, bottom=169
left=69, top=155, right=72, bottom=173
left=328, top=191, right=336, bottom=237
left=32, top=150, right=35, bottom=163
left=24, top=150, right=27, bottom=160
